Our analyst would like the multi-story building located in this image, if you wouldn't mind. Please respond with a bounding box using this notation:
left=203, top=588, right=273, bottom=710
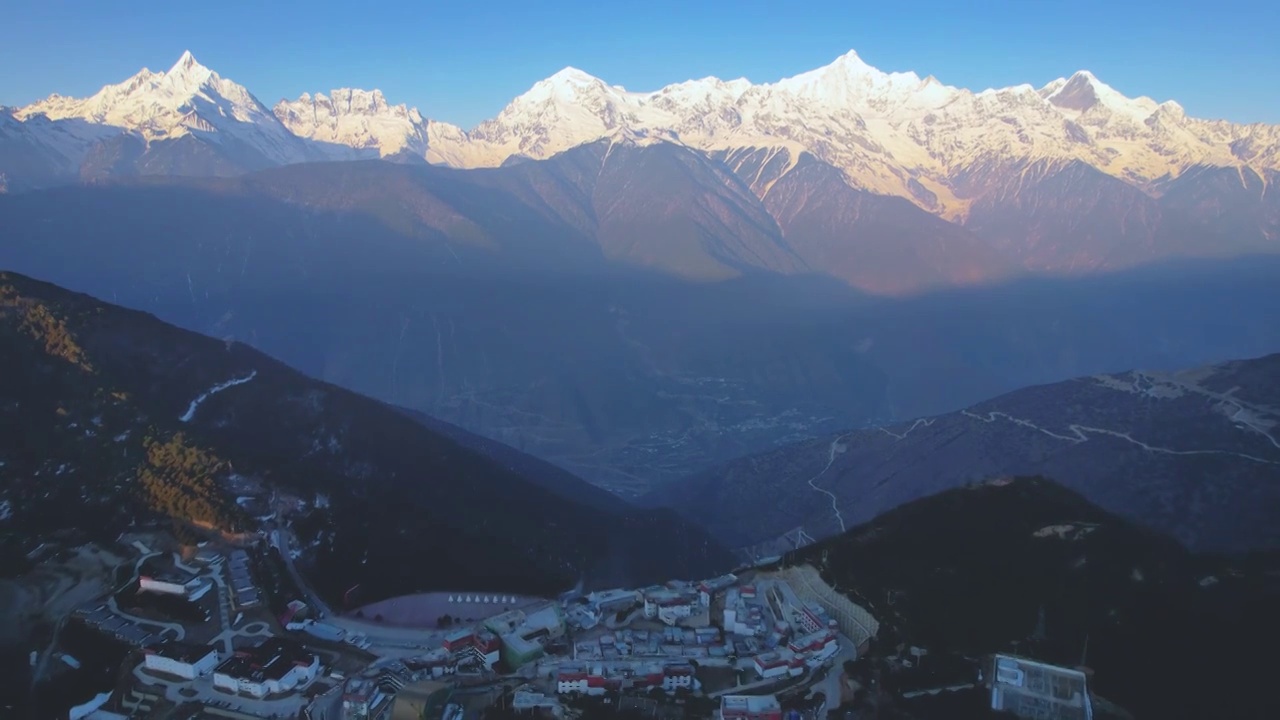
left=788, top=630, right=839, bottom=664
left=213, top=637, right=319, bottom=699
left=720, top=694, right=783, bottom=720
left=142, top=643, right=219, bottom=680
left=341, top=676, right=391, bottom=720
left=406, top=647, right=457, bottom=678
left=557, top=662, right=695, bottom=696
left=662, top=663, right=695, bottom=691
left=643, top=587, right=701, bottom=625
left=442, top=628, right=501, bottom=670
left=656, top=599, right=696, bottom=626
left=512, top=689, right=561, bottom=715
left=556, top=665, right=591, bottom=695
left=747, top=650, right=793, bottom=676
left=587, top=589, right=641, bottom=614
left=697, top=574, right=739, bottom=607
left=723, top=587, right=767, bottom=637
left=485, top=604, right=565, bottom=669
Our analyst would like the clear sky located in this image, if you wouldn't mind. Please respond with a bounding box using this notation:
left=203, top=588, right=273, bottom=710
left=3, top=0, right=1277, bottom=128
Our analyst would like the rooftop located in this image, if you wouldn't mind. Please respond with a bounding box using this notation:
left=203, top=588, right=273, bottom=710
left=147, top=642, right=218, bottom=664
left=722, top=694, right=781, bottom=714
left=216, top=637, right=314, bottom=683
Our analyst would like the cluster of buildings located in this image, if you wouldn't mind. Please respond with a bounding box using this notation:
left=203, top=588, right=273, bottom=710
left=638, top=573, right=739, bottom=627
left=570, top=574, right=739, bottom=630
left=716, top=579, right=844, bottom=682
left=140, top=637, right=321, bottom=700
left=573, top=626, right=726, bottom=661
left=340, top=676, right=394, bottom=720
left=725, top=581, right=838, bottom=648
left=555, top=662, right=696, bottom=695
left=401, top=628, right=504, bottom=678
left=482, top=604, right=566, bottom=669
left=212, top=638, right=320, bottom=699
left=73, top=603, right=163, bottom=646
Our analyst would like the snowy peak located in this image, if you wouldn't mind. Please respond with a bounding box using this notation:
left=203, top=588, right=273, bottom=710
left=1046, top=71, right=1104, bottom=111
left=15, top=51, right=309, bottom=166
left=1045, top=70, right=1161, bottom=120
left=772, top=49, right=945, bottom=115
left=167, top=50, right=212, bottom=82
left=279, top=88, right=420, bottom=123
left=518, top=66, right=621, bottom=106
left=5, top=47, right=1279, bottom=218
left=546, top=66, right=603, bottom=86
left=274, top=88, right=434, bottom=159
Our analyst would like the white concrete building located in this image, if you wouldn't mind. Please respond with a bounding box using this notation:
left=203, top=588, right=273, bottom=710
left=656, top=601, right=695, bottom=626
left=753, top=653, right=792, bottom=680
left=139, top=575, right=191, bottom=596
left=662, top=664, right=695, bottom=691
left=213, top=638, right=319, bottom=699
left=142, top=643, right=218, bottom=680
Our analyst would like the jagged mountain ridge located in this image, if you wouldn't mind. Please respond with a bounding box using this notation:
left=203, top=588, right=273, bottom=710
left=0, top=269, right=736, bottom=602
left=451, top=52, right=1280, bottom=219
left=12, top=50, right=1279, bottom=214
left=649, top=353, right=1280, bottom=555
left=8, top=50, right=1278, bottom=287
left=274, top=88, right=467, bottom=166
left=9, top=51, right=348, bottom=179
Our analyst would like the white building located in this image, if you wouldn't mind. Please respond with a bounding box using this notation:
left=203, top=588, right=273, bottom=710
left=139, top=574, right=194, bottom=596
left=720, top=694, right=783, bottom=720
left=213, top=638, right=319, bottom=699
left=143, top=643, right=219, bottom=680
left=788, top=630, right=840, bottom=665
left=656, top=601, right=695, bottom=626
left=556, top=667, right=590, bottom=695
left=753, top=653, right=791, bottom=680
left=662, top=664, right=695, bottom=691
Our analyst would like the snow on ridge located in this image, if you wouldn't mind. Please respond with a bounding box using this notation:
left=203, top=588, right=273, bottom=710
left=179, top=370, right=258, bottom=423
left=16, top=50, right=309, bottom=166
left=273, top=87, right=469, bottom=160
left=7, top=47, right=1279, bottom=214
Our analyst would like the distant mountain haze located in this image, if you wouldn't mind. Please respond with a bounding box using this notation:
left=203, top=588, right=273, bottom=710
left=3, top=166, right=1279, bottom=496
left=0, top=270, right=734, bottom=602
left=653, top=353, right=1280, bottom=554
left=2, top=50, right=1278, bottom=497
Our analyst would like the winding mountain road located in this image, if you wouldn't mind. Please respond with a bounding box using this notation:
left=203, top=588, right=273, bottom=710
left=806, top=434, right=851, bottom=532
left=960, top=409, right=1280, bottom=465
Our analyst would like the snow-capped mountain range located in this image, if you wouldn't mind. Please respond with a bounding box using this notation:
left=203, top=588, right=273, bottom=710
left=6, top=49, right=1279, bottom=219
left=14, top=51, right=314, bottom=168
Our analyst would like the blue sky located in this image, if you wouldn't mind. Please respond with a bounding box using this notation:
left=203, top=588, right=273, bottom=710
left=3, top=0, right=1276, bottom=128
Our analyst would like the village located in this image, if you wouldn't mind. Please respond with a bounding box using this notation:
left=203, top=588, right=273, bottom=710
left=39, top=520, right=1097, bottom=720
